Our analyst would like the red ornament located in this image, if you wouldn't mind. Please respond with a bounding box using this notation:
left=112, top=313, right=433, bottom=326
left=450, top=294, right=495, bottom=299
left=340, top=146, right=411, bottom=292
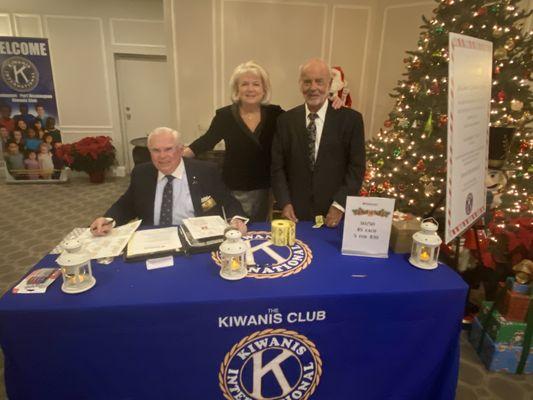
left=497, top=90, right=506, bottom=102
left=416, top=160, right=426, bottom=172
left=494, top=66, right=500, bottom=75
left=360, top=188, right=369, bottom=196
left=477, top=7, right=487, bottom=16
left=438, top=114, right=448, bottom=127
left=519, top=140, right=529, bottom=153
left=384, top=119, right=393, bottom=128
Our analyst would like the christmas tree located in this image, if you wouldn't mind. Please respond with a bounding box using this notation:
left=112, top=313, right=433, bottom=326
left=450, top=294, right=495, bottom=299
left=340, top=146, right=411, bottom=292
left=364, top=0, right=532, bottom=226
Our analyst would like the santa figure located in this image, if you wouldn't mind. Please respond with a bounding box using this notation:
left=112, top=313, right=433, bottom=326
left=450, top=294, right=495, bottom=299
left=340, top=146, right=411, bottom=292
left=329, top=66, right=352, bottom=108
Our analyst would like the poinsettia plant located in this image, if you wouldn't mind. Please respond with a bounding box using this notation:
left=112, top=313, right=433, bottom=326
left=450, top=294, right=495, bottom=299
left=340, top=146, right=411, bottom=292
left=487, top=214, right=532, bottom=267
left=56, top=136, right=117, bottom=173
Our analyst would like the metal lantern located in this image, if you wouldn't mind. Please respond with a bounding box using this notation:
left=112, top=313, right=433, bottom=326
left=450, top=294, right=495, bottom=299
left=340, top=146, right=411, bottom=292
left=56, top=239, right=96, bottom=294
left=219, top=229, right=247, bottom=280
left=409, top=218, right=442, bottom=270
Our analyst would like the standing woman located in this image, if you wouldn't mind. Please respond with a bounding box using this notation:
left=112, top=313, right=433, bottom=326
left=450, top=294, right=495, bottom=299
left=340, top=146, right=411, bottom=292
left=183, top=61, right=283, bottom=222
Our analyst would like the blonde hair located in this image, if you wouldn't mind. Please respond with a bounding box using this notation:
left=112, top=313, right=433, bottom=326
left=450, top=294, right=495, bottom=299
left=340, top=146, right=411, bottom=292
left=229, top=61, right=271, bottom=105
left=147, top=127, right=182, bottom=148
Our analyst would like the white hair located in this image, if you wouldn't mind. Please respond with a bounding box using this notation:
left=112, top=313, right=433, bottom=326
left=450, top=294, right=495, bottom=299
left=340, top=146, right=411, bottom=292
left=298, top=58, right=333, bottom=81
left=229, top=60, right=272, bottom=105
left=147, top=127, right=182, bottom=148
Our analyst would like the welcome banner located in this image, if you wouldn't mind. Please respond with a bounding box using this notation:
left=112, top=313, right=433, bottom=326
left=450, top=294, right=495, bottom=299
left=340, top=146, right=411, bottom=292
left=0, top=36, right=64, bottom=182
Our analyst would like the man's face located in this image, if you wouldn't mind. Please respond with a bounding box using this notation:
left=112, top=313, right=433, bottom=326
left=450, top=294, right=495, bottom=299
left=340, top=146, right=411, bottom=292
left=19, top=104, right=28, bottom=115
left=149, top=132, right=183, bottom=175
left=299, top=61, right=331, bottom=112
left=0, top=127, right=8, bottom=140
left=36, top=106, right=45, bottom=117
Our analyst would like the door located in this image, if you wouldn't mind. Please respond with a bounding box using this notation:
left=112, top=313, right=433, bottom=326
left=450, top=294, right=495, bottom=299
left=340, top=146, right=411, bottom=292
left=115, top=54, right=173, bottom=171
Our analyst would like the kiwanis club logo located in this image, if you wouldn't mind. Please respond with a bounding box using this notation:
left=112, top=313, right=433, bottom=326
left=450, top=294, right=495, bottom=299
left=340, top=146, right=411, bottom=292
left=219, top=329, right=322, bottom=400
left=1, top=56, right=39, bottom=92
left=212, top=231, right=312, bottom=279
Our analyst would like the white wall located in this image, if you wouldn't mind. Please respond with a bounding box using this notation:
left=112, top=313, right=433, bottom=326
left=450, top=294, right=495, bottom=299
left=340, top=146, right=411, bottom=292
left=166, top=0, right=439, bottom=144
left=0, top=0, right=166, bottom=169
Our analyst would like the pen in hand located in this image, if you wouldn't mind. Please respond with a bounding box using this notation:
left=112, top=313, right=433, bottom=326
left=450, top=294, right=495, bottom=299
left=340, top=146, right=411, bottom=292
left=90, top=218, right=114, bottom=236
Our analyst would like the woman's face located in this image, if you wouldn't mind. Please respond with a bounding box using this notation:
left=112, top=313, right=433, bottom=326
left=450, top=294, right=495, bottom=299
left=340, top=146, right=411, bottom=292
left=29, top=152, right=36, bottom=160
left=27, top=129, right=36, bottom=138
left=237, top=72, right=264, bottom=106
left=17, top=120, right=27, bottom=130
left=13, top=131, right=22, bottom=140
left=45, top=135, right=53, bottom=144
left=34, top=121, right=42, bottom=129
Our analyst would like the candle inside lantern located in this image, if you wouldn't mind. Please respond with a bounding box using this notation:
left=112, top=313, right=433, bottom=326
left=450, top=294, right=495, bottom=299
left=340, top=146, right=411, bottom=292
left=420, top=250, right=430, bottom=261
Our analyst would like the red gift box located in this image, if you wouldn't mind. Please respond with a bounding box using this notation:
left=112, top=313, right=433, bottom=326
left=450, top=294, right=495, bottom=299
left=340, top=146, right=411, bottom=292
left=497, top=290, right=531, bottom=322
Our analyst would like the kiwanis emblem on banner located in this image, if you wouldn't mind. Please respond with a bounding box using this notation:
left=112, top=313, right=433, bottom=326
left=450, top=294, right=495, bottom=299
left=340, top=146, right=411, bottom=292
left=219, top=329, right=322, bottom=400
left=212, top=231, right=312, bottom=279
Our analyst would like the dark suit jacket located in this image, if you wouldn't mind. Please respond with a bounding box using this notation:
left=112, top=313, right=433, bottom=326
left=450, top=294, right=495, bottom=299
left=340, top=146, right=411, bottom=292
left=271, top=102, right=365, bottom=220
left=105, top=158, right=244, bottom=225
left=189, top=104, right=284, bottom=190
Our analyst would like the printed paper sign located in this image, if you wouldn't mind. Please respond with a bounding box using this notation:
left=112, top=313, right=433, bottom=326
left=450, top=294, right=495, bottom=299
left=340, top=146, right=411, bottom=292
left=446, top=33, right=492, bottom=243
left=342, top=196, right=395, bottom=258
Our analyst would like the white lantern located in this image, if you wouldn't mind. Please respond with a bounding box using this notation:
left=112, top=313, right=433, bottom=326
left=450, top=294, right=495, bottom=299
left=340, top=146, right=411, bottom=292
left=409, top=218, right=442, bottom=270
left=56, top=239, right=96, bottom=294
left=219, top=229, right=247, bottom=280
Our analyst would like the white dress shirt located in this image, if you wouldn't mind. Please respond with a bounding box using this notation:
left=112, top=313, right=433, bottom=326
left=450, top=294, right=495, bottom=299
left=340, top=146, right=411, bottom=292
left=153, top=161, right=195, bottom=225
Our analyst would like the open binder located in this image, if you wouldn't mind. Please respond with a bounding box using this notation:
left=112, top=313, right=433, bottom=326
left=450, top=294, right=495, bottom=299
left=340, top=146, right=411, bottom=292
left=125, top=226, right=183, bottom=262
left=124, top=216, right=227, bottom=261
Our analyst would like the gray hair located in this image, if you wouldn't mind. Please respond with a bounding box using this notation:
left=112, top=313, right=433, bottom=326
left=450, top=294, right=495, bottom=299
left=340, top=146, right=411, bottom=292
left=147, top=127, right=182, bottom=148
left=298, top=58, right=333, bottom=81
left=229, top=61, right=272, bottom=105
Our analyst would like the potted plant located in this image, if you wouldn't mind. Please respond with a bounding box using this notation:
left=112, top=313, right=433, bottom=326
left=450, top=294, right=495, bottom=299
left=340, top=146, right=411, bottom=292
left=56, top=136, right=117, bottom=183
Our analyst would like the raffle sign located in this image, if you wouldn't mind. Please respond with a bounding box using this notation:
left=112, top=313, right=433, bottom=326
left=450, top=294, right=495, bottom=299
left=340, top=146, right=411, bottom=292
left=342, top=196, right=395, bottom=258
left=446, top=33, right=492, bottom=243
left=0, top=37, right=63, bottom=182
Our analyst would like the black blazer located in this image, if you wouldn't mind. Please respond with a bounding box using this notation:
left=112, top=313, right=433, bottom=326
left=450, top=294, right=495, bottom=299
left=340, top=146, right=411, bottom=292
left=271, top=102, right=365, bottom=220
left=189, top=104, right=284, bottom=190
left=105, top=158, right=244, bottom=225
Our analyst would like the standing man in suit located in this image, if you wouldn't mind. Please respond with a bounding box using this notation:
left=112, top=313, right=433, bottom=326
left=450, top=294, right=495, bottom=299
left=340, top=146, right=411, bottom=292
left=271, top=58, right=365, bottom=228
left=90, top=127, right=246, bottom=235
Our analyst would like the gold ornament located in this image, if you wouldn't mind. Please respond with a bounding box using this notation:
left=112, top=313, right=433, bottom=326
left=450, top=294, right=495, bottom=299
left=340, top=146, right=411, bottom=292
left=510, top=99, right=524, bottom=111
left=494, top=47, right=508, bottom=60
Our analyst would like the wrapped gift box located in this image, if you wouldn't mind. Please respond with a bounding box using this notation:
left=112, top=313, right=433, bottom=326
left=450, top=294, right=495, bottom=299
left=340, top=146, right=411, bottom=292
left=498, top=289, right=531, bottom=322
left=478, top=301, right=526, bottom=346
left=389, top=213, right=419, bottom=253
left=469, top=317, right=532, bottom=374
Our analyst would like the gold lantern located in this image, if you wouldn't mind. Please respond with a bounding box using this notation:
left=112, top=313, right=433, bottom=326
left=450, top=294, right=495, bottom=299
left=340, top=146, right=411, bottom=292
left=409, top=218, right=442, bottom=270
left=56, top=239, right=96, bottom=294
left=219, top=229, right=247, bottom=280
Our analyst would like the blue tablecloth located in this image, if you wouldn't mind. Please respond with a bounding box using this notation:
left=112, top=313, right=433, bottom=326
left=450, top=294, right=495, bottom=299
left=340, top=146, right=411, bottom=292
left=0, top=222, right=467, bottom=400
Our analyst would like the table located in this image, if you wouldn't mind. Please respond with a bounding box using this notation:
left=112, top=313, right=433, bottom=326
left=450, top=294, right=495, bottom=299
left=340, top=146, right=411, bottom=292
left=0, top=222, right=467, bottom=400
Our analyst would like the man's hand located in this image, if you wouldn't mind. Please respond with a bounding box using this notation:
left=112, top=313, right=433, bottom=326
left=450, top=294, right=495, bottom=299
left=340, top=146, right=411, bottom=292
left=90, top=217, right=114, bottom=236
left=281, top=204, right=298, bottom=222
left=182, top=147, right=195, bottom=158
left=325, top=206, right=343, bottom=228
left=230, top=218, right=248, bottom=234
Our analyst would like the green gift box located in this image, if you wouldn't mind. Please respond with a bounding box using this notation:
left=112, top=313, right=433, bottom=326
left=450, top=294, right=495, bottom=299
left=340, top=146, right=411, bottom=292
left=478, top=301, right=527, bottom=346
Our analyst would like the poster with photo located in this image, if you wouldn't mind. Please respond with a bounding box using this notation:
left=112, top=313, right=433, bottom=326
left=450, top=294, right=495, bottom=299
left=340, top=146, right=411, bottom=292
left=0, top=36, right=66, bottom=182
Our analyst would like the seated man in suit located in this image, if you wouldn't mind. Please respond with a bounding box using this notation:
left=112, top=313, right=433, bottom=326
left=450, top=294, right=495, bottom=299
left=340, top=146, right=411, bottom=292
left=271, top=58, right=365, bottom=228
left=90, top=127, right=246, bottom=236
